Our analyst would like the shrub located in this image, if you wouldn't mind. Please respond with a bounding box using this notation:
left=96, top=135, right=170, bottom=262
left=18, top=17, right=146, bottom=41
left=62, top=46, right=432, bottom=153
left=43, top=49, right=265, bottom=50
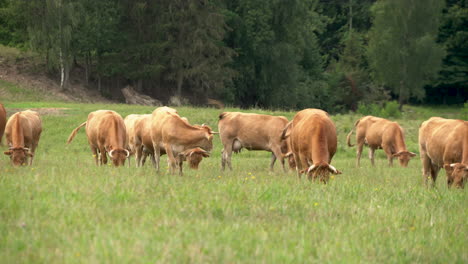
left=357, top=101, right=402, bottom=118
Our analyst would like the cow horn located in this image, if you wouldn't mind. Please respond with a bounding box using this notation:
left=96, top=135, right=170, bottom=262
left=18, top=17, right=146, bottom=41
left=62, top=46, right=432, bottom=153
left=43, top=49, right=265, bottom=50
left=23, top=147, right=30, bottom=151
left=328, top=164, right=338, bottom=174
left=307, top=164, right=317, bottom=173
left=210, top=131, right=219, bottom=134
left=109, top=149, right=115, bottom=158
left=450, top=163, right=456, bottom=168
left=125, top=149, right=130, bottom=158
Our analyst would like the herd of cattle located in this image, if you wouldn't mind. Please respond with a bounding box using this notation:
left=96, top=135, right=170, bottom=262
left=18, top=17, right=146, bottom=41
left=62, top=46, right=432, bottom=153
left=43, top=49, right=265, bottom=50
left=0, top=103, right=466, bottom=188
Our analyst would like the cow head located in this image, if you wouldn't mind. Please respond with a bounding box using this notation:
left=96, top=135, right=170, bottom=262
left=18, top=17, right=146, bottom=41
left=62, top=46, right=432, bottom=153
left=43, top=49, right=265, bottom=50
left=307, top=163, right=342, bottom=183
left=392, top=151, right=417, bottom=167
left=108, top=147, right=130, bottom=167
left=4, top=147, right=33, bottom=166
left=444, top=163, right=468, bottom=189
left=178, top=147, right=210, bottom=169
left=199, top=124, right=217, bottom=151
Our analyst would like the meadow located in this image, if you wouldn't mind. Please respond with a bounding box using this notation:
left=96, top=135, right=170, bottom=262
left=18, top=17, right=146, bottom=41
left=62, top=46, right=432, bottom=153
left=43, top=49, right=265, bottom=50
left=0, top=84, right=467, bottom=263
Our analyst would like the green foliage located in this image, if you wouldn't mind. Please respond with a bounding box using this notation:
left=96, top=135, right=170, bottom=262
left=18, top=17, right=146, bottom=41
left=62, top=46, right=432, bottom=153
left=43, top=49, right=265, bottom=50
left=368, top=0, right=446, bottom=106
left=357, top=101, right=402, bottom=118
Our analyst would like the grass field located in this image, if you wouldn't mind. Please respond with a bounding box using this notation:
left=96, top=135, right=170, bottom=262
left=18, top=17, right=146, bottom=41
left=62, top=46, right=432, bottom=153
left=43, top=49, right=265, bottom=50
left=0, top=83, right=467, bottom=263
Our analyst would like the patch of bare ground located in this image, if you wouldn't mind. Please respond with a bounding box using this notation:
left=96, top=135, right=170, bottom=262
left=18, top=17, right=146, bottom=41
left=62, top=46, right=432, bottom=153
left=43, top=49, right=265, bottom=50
left=0, top=54, right=112, bottom=103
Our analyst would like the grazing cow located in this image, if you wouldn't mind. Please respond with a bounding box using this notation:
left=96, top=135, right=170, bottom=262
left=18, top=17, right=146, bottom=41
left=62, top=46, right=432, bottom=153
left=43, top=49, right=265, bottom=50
left=67, top=110, right=129, bottom=167
left=218, top=112, right=292, bottom=171
left=0, top=103, right=6, bottom=145
left=124, top=114, right=152, bottom=167
left=151, top=107, right=215, bottom=175
left=347, top=116, right=416, bottom=167
left=125, top=113, right=209, bottom=170
left=3, top=110, right=42, bottom=166
left=419, top=117, right=468, bottom=188
left=281, top=109, right=341, bottom=182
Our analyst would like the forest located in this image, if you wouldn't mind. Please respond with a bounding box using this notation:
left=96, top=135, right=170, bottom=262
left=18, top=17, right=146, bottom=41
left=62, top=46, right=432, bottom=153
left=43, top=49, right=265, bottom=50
left=0, top=0, right=466, bottom=111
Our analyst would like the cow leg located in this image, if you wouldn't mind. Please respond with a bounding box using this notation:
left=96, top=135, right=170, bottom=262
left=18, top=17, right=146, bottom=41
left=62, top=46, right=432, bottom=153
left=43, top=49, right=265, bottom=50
left=369, top=147, right=375, bottom=166
left=99, top=147, right=108, bottom=165
left=294, top=154, right=303, bottom=178
left=271, top=146, right=286, bottom=172
left=90, top=146, right=99, bottom=166
left=383, top=146, right=393, bottom=166
left=355, top=134, right=365, bottom=167
left=153, top=144, right=161, bottom=172
left=300, top=155, right=309, bottom=180
left=164, top=143, right=178, bottom=175
left=269, top=153, right=276, bottom=171
left=135, top=146, right=143, bottom=167
left=221, top=142, right=233, bottom=171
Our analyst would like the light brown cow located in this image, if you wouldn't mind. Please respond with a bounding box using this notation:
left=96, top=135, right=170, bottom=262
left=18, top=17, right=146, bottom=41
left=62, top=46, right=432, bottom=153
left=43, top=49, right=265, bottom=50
left=419, top=117, right=468, bottom=188
left=3, top=110, right=42, bottom=166
left=347, top=116, right=416, bottom=167
left=124, top=113, right=209, bottom=169
left=218, top=112, right=292, bottom=171
left=67, top=110, right=129, bottom=167
left=0, top=103, right=6, bottom=145
left=151, top=107, right=216, bottom=175
left=281, top=108, right=341, bottom=182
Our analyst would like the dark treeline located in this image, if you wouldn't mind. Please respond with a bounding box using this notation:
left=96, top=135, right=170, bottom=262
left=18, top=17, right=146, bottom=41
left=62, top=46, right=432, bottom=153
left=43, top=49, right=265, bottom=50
left=0, top=0, right=466, bottom=111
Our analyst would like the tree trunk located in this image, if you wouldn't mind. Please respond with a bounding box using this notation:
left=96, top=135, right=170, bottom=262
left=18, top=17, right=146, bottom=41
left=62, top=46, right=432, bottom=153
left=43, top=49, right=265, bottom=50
left=398, top=80, right=405, bottom=111
left=60, top=50, right=65, bottom=90
left=176, top=72, right=183, bottom=98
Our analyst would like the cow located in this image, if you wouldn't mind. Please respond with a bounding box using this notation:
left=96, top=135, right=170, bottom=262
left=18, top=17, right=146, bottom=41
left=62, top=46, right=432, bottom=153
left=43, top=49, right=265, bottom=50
left=218, top=112, right=293, bottom=171
left=3, top=110, right=42, bottom=166
left=347, top=116, right=416, bottom=167
left=151, top=106, right=216, bottom=175
left=124, top=112, right=209, bottom=170
left=0, top=103, right=6, bottom=145
left=67, top=110, right=129, bottom=167
left=419, top=117, right=468, bottom=188
left=281, top=109, right=341, bottom=183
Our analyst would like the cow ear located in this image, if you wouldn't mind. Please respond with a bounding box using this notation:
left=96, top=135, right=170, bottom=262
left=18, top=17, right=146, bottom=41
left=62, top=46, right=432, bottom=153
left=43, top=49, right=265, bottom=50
left=4, top=151, right=12, bottom=156
left=392, top=152, right=401, bottom=157
left=443, top=164, right=453, bottom=171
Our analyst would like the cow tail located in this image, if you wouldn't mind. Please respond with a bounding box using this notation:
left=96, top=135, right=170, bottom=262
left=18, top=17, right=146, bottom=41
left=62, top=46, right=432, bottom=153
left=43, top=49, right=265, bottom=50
left=280, top=121, right=292, bottom=140
left=346, top=119, right=360, bottom=147
left=218, top=112, right=227, bottom=120
left=67, top=122, right=86, bottom=144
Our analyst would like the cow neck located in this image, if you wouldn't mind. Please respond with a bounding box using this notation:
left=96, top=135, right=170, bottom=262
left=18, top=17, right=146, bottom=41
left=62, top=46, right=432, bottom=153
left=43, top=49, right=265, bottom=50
left=310, top=126, right=329, bottom=165
left=175, top=120, right=207, bottom=146
left=392, top=125, right=407, bottom=153
left=108, top=117, right=124, bottom=150
left=11, top=113, right=25, bottom=148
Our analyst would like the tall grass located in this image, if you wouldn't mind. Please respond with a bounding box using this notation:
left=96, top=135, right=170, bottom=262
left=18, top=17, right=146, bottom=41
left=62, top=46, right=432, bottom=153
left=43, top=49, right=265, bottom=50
left=0, top=97, right=466, bottom=262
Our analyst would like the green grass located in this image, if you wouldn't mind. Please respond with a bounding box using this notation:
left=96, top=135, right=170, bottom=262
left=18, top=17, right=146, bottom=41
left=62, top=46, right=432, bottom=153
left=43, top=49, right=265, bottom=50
left=0, top=84, right=466, bottom=263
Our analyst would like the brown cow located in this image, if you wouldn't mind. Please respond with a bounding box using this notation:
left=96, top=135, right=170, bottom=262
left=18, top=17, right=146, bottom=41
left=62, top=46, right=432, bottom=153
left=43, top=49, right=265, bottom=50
left=347, top=116, right=416, bottom=167
left=125, top=113, right=209, bottom=169
left=218, top=112, right=292, bottom=171
left=281, top=109, right=341, bottom=182
left=3, top=110, right=42, bottom=166
left=151, top=107, right=215, bottom=175
left=0, top=103, right=6, bottom=145
left=67, top=110, right=129, bottom=167
left=419, top=117, right=468, bottom=188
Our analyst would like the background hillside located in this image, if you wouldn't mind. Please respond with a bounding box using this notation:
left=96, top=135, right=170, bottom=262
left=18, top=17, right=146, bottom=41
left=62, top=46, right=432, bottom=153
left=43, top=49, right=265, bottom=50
left=0, top=0, right=466, bottom=111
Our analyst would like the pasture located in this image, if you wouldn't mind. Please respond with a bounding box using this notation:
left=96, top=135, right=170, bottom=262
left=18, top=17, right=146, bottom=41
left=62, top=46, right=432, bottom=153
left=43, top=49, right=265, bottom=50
left=0, top=98, right=467, bottom=263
